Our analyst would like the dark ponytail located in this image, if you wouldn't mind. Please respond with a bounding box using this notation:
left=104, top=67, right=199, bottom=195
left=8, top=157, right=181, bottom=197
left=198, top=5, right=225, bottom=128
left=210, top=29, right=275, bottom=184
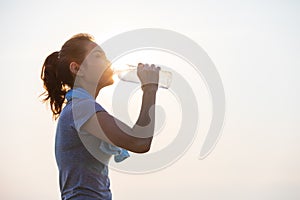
left=40, top=51, right=70, bottom=120
left=40, top=33, right=95, bottom=120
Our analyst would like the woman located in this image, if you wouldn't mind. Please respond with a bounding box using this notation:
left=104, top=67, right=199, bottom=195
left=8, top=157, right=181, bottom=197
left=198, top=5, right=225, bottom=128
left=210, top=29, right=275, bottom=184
left=41, top=33, right=160, bottom=200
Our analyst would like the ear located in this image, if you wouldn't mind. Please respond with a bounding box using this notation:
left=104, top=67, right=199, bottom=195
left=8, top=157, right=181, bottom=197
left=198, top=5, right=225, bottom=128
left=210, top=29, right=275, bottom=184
left=69, top=62, right=84, bottom=76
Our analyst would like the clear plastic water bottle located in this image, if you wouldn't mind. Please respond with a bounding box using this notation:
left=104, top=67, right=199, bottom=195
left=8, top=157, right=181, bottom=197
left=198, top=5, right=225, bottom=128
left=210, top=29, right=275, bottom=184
left=113, top=64, right=172, bottom=89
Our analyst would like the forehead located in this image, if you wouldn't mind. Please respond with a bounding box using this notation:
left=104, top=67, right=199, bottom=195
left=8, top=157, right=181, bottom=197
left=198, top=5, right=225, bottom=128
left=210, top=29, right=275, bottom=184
left=86, top=41, right=104, bottom=54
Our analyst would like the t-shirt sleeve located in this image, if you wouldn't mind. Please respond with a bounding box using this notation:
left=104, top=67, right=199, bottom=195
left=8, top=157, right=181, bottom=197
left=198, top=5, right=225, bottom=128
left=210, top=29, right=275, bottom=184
left=71, top=99, right=106, bottom=133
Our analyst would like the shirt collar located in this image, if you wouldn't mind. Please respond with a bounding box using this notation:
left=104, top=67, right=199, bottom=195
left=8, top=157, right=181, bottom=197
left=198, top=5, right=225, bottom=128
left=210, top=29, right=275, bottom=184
left=65, top=87, right=94, bottom=102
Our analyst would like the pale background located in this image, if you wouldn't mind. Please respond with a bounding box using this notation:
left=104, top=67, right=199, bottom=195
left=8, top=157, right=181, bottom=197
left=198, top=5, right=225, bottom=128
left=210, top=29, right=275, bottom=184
left=0, top=0, right=299, bottom=199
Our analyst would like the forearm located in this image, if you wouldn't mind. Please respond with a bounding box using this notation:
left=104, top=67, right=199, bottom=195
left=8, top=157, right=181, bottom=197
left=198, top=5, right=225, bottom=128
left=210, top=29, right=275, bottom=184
left=132, top=85, right=157, bottom=148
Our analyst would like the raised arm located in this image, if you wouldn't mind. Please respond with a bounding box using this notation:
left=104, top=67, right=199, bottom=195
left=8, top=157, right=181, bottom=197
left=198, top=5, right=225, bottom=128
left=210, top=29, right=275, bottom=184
left=81, top=63, right=160, bottom=153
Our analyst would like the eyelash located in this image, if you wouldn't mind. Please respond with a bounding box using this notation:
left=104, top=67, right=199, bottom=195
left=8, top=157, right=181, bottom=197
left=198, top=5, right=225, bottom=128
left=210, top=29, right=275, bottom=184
left=94, top=53, right=107, bottom=60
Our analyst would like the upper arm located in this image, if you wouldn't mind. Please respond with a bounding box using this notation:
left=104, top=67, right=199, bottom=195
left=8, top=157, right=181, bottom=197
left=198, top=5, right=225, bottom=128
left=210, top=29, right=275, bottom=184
left=81, top=111, right=150, bottom=153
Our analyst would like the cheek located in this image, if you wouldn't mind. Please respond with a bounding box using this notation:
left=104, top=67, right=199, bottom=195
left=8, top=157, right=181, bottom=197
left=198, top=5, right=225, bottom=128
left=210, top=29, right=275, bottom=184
left=99, top=68, right=113, bottom=82
left=84, top=58, right=109, bottom=82
left=85, top=65, right=105, bottom=83
left=92, top=60, right=107, bottom=75
left=95, top=68, right=107, bottom=81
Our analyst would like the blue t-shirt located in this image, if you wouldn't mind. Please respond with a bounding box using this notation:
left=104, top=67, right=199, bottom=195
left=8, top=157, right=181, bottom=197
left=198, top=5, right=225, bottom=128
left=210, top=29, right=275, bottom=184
left=55, top=96, right=111, bottom=200
left=55, top=99, right=112, bottom=200
left=55, top=88, right=129, bottom=200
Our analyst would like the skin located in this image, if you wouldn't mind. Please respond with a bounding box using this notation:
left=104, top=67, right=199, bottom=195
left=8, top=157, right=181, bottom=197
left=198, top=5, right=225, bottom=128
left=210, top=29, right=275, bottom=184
left=70, top=42, right=114, bottom=98
left=69, top=41, right=160, bottom=153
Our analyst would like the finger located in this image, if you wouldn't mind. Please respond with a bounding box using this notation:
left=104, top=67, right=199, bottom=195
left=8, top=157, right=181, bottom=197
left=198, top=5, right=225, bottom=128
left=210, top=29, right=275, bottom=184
left=144, top=63, right=150, bottom=69
left=150, top=64, right=155, bottom=70
left=156, top=66, right=161, bottom=72
left=137, top=63, right=144, bottom=71
left=144, top=64, right=151, bottom=72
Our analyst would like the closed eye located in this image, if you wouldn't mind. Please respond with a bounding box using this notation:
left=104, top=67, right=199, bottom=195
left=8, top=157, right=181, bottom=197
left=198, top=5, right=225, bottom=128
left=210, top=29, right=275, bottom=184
left=92, top=50, right=105, bottom=58
left=94, top=52, right=103, bottom=58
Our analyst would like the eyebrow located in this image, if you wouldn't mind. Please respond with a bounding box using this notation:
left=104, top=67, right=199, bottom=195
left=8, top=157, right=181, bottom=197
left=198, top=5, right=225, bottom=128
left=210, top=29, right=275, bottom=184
left=92, top=49, right=105, bottom=55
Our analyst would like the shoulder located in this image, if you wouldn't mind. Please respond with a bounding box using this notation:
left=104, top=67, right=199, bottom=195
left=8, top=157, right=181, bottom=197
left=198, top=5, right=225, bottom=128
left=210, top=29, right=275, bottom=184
left=63, top=99, right=107, bottom=132
left=71, top=98, right=106, bottom=113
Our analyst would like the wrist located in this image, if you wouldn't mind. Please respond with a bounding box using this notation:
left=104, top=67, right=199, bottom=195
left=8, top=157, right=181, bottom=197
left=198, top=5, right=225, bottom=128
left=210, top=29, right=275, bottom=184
left=142, top=83, right=158, bottom=92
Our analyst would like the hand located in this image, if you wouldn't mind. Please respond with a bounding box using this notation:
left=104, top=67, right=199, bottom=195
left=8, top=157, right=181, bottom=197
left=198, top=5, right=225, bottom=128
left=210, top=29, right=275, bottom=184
left=137, top=63, right=160, bottom=91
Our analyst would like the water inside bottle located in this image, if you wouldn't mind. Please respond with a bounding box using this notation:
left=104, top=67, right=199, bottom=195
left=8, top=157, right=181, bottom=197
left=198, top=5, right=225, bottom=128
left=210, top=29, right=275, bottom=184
left=113, top=64, right=172, bottom=89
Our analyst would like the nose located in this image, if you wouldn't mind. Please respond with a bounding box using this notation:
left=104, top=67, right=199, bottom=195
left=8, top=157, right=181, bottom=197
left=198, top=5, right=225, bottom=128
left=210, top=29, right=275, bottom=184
left=106, top=59, right=112, bottom=68
left=106, top=60, right=113, bottom=73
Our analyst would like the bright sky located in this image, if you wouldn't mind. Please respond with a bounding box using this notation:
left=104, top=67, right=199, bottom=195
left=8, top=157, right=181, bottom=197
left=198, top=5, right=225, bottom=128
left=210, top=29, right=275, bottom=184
left=1, top=0, right=299, bottom=200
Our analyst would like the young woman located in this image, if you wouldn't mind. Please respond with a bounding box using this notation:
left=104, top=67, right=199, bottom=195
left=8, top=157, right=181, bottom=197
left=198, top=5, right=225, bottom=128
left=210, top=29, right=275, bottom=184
left=41, top=33, right=160, bottom=200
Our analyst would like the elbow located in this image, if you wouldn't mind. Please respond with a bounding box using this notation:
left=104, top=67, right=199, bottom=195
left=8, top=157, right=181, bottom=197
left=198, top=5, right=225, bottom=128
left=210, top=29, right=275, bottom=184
left=130, top=139, right=152, bottom=154
left=134, top=146, right=150, bottom=154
